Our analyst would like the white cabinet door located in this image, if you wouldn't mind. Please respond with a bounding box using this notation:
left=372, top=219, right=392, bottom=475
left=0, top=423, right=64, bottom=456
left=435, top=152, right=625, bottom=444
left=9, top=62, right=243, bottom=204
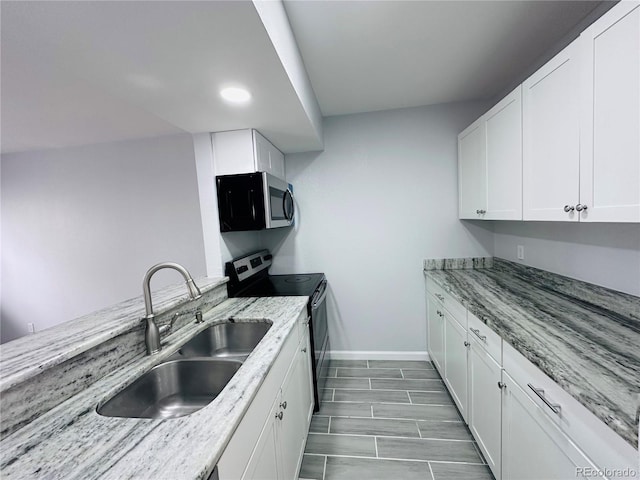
left=485, top=86, right=523, bottom=220
left=458, top=118, right=487, bottom=219
left=242, top=397, right=281, bottom=480
left=269, top=143, right=286, bottom=181
left=523, top=40, right=580, bottom=221
left=426, top=294, right=445, bottom=375
left=443, top=313, right=468, bottom=422
left=501, top=372, right=597, bottom=480
left=469, top=340, right=502, bottom=480
left=254, top=130, right=272, bottom=173
left=580, top=1, right=640, bottom=223
left=278, top=329, right=313, bottom=480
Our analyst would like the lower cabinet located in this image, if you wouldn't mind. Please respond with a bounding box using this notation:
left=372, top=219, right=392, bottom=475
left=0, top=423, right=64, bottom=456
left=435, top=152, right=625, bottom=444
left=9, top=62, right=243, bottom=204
left=426, top=293, right=445, bottom=374
left=501, top=371, right=597, bottom=480
left=468, top=338, right=502, bottom=479
left=218, top=315, right=313, bottom=480
left=426, top=278, right=638, bottom=480
left=443, top=311, right=469, bottom=422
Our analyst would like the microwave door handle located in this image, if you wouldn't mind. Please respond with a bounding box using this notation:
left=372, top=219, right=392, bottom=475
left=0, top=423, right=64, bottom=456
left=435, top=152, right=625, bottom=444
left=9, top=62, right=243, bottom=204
left=249, top=189, right=257, bottom=222
left=283, top=189, right=295, bottom=221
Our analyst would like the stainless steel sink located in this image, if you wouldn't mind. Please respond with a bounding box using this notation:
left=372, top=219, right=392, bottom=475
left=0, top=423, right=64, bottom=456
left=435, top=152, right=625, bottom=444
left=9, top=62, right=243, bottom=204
left=97, top=359, right=242, bottom=419
left=174, top=321, right=272, bottom=361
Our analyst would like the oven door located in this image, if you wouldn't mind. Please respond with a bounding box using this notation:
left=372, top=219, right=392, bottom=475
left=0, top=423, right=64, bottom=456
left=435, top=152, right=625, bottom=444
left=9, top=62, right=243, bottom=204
left=263, top=173, right=295, bottom=229
left=310, top=279, right=329, bottom=410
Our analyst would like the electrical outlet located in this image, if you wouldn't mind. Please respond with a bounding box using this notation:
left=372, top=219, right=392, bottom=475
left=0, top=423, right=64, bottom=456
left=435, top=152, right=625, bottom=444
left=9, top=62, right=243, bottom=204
left=517, top=245, right=525, bottom=260
left=27, top=322, right=36, bottom=334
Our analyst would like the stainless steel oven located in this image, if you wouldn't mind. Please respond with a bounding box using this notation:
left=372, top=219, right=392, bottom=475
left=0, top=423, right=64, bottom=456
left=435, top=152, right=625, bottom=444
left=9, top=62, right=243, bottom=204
left=225, top=250, right=329, bottom=412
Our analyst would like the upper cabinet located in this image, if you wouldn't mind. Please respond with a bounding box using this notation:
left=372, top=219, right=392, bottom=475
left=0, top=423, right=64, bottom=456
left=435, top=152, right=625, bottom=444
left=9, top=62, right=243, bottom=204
left=458, top=118, right=486, bottom=219
left=459, top=1, right=640, bottom=223
left=523, top=41, right=580, bottom=221
left=458, top=87, right=523, bottom=220
left=580, top=1, right=640, bottom=223
left=213, top=129, right=286, bottom=181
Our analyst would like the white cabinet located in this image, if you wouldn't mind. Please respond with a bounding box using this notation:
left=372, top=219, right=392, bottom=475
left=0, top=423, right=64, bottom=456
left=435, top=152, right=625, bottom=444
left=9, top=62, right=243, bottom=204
left=523, top=40, right=581, bottom=221
left=443, top=311, right=468, bottom=423
left=278, top=329, right=313, bottom=480
left=468, top=338, right=502, bottom=479
left=501, top=371, right=598, bottom=480
left=426, top=293, right=445, bottom=374
left=485, top=87, right=523, bottom=220
left=218, top=314, right=313, bottom=480
left=458, top=87, right=523, bottom=221
left=243, top=398, right=281, bottom=480
left=580, top=1, right=640, bottom=223
left=458, top=118, right=487, bottom=219
left=213, top=129, right=286, bottom=180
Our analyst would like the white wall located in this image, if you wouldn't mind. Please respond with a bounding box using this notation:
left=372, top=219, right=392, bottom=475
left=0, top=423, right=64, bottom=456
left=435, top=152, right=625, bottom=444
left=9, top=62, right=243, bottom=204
left=494, top=222, right=640, bottom=296
left=262, top=102, right=494, bottom=355
left=1, top=134, right=207, bottom=343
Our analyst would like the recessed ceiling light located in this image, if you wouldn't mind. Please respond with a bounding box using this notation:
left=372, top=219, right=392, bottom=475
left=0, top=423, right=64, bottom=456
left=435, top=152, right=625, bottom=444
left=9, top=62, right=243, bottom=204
left=220, top=87, right=251, bottom=103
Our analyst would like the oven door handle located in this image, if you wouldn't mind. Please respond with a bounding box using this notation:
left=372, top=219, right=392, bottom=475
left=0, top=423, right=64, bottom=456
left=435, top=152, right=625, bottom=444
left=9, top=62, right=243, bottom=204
left=311, top=280, right=328, bottom=309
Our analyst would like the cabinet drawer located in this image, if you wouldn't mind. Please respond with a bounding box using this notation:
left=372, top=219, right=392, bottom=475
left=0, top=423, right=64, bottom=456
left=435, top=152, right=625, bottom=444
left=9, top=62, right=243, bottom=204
left=467, top=311, right=501, bottom=364
left=503, top=341, right=637, bottom=473
left=427, top=278, right=467, bottom=327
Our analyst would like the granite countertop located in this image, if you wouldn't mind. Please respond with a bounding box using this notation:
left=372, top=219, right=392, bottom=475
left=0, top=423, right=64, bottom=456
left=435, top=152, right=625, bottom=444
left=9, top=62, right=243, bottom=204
left=424, top=258, right=640, bottom=449
left=0, top=296, right=308, bottom=480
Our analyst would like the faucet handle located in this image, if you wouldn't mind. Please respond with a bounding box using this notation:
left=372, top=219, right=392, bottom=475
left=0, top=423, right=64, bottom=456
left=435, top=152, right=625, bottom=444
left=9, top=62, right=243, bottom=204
left=159, top=312, right=180, bottom=335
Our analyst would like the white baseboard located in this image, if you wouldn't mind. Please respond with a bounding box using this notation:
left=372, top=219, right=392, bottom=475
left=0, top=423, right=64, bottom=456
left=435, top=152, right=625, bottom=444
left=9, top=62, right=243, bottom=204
left=328, top=350, right=430, bottom=361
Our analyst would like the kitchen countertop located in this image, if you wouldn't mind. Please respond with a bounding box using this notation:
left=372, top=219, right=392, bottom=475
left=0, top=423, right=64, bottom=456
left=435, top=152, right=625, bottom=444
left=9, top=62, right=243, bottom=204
left=424, top=258, right=640, bottom=449
left=0, top=296, right=308, bottom=480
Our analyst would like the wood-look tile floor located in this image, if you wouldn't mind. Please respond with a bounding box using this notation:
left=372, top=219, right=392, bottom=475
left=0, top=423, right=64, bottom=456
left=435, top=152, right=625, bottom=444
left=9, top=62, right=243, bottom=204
left=299, top=360, right=494, bottom=480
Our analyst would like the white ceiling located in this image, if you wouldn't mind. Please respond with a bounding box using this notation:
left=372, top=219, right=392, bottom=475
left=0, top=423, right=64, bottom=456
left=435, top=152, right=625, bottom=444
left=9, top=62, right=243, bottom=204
left=1, top=1, right=604, bottom=155
left=0, top=1, right=321, bottom=154
left=284, top=0, right=603, bottom=116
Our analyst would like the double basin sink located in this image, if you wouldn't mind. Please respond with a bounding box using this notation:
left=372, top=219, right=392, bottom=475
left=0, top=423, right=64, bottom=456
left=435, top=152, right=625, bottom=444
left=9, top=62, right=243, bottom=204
left=97, top=321, right=271, bottom=419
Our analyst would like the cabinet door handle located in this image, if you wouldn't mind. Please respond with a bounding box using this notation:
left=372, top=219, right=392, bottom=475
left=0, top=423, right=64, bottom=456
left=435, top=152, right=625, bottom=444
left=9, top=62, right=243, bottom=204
left=497, top=381, right=506, bottom=390
left=464, top=341, right=470, bottom=347
left=527, top=384, right=561, bottom=415
left=470, top=328, right=487, bottom=342
left=275, top=411, right=283, bottom=420
left=476, top=209, right=486, bottom=214
left=435, top=293, right=444, bottom=301
left=576, top=204, right=588, bottom=212
left=280, top=401, right=287, bottom=410
left=302, top=347, right=307, bottom=353
left=563, top=205, right=575, bottom=212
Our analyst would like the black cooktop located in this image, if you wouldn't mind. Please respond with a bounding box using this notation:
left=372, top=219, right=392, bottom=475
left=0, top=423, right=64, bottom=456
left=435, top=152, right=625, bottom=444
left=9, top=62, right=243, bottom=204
left=235, top=273, right=325, bottom=297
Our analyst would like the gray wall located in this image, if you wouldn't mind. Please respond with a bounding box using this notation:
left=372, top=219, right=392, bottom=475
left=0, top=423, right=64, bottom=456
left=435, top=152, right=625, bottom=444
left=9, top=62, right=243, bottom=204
left=262, top=102, right=495, bottom=355
left=493, top=222, right=640, bottom=296
left=1, top=134, right=207, bottom=342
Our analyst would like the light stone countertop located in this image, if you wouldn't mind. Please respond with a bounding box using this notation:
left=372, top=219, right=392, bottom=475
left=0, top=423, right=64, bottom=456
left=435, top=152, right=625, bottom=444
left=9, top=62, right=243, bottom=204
left=425, top=258, right=640, bottom=449
left=0, top=277, right=228, bottom=392
left=0, top=296, right=308, bottom=480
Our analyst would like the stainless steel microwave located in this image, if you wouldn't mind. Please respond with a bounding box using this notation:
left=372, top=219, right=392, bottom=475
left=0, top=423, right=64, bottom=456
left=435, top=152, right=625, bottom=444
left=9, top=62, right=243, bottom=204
left=216, top=172, right=295, bottom=232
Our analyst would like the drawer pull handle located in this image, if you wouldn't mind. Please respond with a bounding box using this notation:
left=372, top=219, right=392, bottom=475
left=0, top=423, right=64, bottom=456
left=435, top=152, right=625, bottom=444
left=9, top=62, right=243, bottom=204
left=470, top=328, right=486, bottom=341
left=275, top=411, right=283, bottom=420
left=528, top=384, right=561, bottom=415
left=436, top=310, right=444, bottom=318
left=497, top=381, right=506, bottom=390
left=435, top=293, right=445, bottom=301
left=280, top=401, right=288, bottom=410
left=302, top=347, right=307, bottom=353
left=464, top=341, right=470, bottom=348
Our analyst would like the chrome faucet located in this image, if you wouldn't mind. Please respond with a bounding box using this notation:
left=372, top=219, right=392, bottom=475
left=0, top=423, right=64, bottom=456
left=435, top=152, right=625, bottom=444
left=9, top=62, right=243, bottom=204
left=142, top=262, right=202, bottom=355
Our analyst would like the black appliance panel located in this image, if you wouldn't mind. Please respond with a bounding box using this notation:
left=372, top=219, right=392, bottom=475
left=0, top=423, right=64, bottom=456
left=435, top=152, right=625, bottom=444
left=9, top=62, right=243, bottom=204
left=216, top=173, right=265, bottom=232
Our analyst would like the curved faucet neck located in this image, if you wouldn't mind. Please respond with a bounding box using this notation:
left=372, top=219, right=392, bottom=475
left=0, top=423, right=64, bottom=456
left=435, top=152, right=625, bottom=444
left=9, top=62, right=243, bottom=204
left=142, top=262, right=202, bottom=318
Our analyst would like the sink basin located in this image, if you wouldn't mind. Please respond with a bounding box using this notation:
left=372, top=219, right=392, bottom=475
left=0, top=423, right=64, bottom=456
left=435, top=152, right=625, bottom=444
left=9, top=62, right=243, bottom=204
left=97, top=359, right=242, bottom=419
left=175, top=321, right=272, bottom=361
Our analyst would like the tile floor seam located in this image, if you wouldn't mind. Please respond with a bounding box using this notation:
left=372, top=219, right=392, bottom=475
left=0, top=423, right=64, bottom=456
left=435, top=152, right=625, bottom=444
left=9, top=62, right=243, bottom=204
left=318, top=414, right=464, bottom=423
left=322, top=455, right=327, bottom=480
left=309, top=432, right=475, bottom=442
left=428, top=461, right=436, bottom=480
left=302, top=452, right=487, bottom=465
left=374, top=436, right=379, bottom=457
